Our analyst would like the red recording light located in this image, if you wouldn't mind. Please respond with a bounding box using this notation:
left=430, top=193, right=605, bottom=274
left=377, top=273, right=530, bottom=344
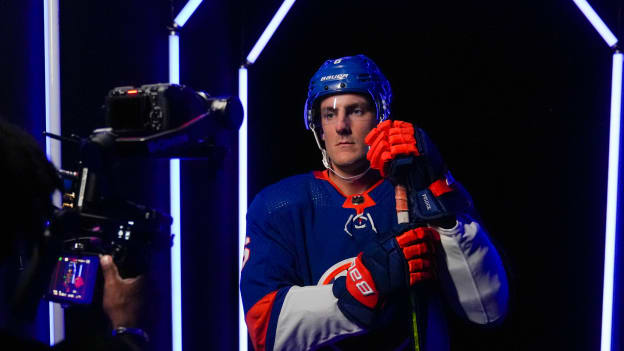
left=127, top=89, right=138, bottom=95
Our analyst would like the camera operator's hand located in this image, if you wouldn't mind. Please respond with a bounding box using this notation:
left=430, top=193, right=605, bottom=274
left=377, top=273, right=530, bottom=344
left=99, top=255, right=144, bottom=329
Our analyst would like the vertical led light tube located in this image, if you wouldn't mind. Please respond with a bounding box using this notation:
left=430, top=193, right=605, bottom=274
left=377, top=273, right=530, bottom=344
left=238, top=67, right=248, bottom=351
left=170, top=34, right=180, bottom=84
left=570, top=2, right=621, bottom=350
left=169, top=32, right=183, bottom=351
left=168, top=2, right=203, bottom=348
left=44, top=0, right=64, bottom=345
left=601, top=52, right=622, bottom=351
left=239, top=2, right=297, bottom=350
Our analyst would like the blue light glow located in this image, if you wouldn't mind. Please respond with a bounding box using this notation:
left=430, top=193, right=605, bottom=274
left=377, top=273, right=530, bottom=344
left=174, top=0, right=203, bottom=28
left=169, top=34, right=180, bottom=84
left=169, top=32, right=182, bottom=351
left=601, top=52, right=622, bottom=351
left=246, top=0, right=296, bottom=64
left=170, top=159, right=182, bottom=351
left=572, top=0, right=618, bottom=47
left=571, top=4, right=621, bottom=350
left=238, top=67, right=248, bottom=351
left=48, top=303, right=55, bottom=345
left=44, top=0, right=63, bottom=345
left=239, top=3, right=296, bottom=349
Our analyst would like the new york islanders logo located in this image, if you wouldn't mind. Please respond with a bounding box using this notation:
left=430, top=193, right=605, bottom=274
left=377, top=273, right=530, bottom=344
left=317, top=257, right=355, bottom=285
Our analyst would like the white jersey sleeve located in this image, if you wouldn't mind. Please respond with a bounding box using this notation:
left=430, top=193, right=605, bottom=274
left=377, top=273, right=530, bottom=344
left=434, top=214, right=509, bottom=324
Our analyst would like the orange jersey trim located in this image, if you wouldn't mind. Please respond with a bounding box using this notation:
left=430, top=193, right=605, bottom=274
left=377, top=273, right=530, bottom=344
left=313, top=170, right=384, bottom=215
left=245, top=290, right=278, bottom=351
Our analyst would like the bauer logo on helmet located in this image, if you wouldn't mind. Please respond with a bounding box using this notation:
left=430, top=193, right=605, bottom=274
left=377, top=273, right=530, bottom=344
left=320, top=74, right=349, bottom=82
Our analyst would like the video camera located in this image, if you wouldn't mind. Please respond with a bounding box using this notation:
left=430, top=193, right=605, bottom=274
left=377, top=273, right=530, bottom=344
left=43, top=83, right=242, bottom=305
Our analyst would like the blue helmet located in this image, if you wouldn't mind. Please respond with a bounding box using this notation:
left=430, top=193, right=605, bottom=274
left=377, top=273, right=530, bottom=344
left=304, top=54, right=392, bottom=131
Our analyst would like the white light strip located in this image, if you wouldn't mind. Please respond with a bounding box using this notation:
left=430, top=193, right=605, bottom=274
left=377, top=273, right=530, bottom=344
left=48, top=304, right=64, bottom=346
left=571, top=4, right=621, bottom=350
left=169, top=33, right=183, bottom=351
left=48, top=303, right=54, bottom=345
left=601, top=52, right=622, bottom=351
left=246, top=0, right=296, bottom=64
left=238, top=67, right=248, bottom=351
left=169, top=34, right=180, bottom=84
left=44, top=0, right=64, bottom=345
left=174, top=0, right=203, bottom=28
left=572, top=0, right=618, bottom=47
left=169, top=158, right=182, bottom=351
left=239, top=3, right=296, bottom=349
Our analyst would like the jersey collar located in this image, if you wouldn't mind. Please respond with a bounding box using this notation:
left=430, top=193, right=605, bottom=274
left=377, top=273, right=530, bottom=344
left=313, top=170, right=385, bottom=215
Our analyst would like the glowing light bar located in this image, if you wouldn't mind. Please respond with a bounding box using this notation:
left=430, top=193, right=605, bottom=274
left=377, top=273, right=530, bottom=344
left=169, top=158, right=182, bottom=351
left=246, top=0, right=296, bottom=64
left=44, top=0, right=64, bottom=345
left=174, top=0, right=203, bottom=28
left=170, top=2, right=203, bottom=347
left=239, top=3, right=296, bottom=349
left=169, top=32, right=182, bottom=351
left=169, top=34, right=180, bottom=84
left=238, top=67, right=248, bottom=351
left=572, top=0, right=618, bottom=47
left=601, top=52, right=622, bottom=351
left=48, top=304, right=55, bottom=345
left=571, top=3, right=621, bottom=350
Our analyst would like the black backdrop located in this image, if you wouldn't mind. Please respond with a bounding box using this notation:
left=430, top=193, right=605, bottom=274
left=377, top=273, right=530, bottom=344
left=1, top=0, right=623, bottom=350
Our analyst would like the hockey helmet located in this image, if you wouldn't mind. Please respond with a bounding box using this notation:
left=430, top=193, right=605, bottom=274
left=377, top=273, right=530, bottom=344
left=304, top=54, right=392, bottom=132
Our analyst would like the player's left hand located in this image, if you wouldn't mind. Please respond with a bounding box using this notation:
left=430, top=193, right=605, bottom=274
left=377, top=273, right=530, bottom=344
left=100, top=254, right=144, bottom=329
left=332, top=223, right=439, bottom=328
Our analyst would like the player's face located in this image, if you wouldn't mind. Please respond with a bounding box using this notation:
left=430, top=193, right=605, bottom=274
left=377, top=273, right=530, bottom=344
left=320, top=94, right=376, bottom=175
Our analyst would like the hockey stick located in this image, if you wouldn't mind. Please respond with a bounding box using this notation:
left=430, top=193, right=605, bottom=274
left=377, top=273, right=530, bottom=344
left=393, top=158, right=425, bottom=351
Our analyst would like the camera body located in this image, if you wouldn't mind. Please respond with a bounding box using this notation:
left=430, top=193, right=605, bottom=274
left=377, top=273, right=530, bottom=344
left=45, top=166, right=173, bottom=305
left=44, top=83, right=242, bottom=305
left=106, top=83, right=205, bottom=136
left=105, top=83, right=243, bottom=137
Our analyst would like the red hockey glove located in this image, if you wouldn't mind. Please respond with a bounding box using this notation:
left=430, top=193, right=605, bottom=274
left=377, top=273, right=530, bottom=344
left=365, top=120, right=421, bottom=177
left=333, top=225, right=439, bottom=327
left=366, top=120, right=473, bottom=225
left=395, top=227, right=438, bottom=285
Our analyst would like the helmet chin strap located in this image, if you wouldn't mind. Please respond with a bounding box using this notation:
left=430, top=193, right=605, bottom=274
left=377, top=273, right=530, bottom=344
left=311, top=127, right=371, bottom=183
left=328, top=165, right=371, bottom=183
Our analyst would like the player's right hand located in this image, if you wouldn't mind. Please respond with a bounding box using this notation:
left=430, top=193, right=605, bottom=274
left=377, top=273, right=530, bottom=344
left=365, top=120, right=420, bottom=177
left=395, top=227, right=438, bottom=285
left=332, top=224, right=438, bottom=327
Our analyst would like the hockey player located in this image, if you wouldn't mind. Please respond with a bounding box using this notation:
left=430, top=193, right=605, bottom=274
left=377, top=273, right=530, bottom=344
left=240, top=55, right=509, bottom=350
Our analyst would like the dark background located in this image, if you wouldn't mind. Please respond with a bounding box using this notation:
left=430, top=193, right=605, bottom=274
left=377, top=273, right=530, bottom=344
left=1, top=0, right=623, bottom=350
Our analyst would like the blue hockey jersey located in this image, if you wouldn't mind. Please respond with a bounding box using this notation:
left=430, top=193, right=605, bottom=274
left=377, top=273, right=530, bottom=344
left=240, top=170, right=508, bottom=351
